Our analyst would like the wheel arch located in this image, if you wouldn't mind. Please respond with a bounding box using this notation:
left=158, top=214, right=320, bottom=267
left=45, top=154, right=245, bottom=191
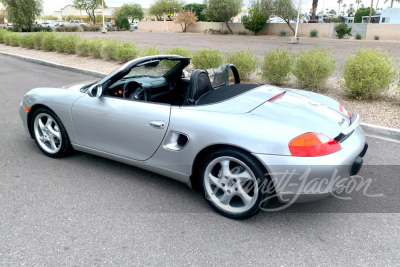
left=190, top=144, right=271, bottom=192
left=27, top=104, right=56, bottom=138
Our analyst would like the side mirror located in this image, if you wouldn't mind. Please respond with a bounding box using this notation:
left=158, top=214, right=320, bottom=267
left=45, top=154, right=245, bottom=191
left=88, top=84, right=102, bottom=98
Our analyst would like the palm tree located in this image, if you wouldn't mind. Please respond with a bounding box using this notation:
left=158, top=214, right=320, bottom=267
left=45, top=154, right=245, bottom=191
left=342, top=3, right=347, bottom=14
left=384, top=0, right=400, bottom=8
left=368, top=0, right=374, bottom=22
left=356, top=0, right=362, bottom=10
left=311, top=0, right=319, bottom=20
left=337, top=0, right=343, bottom=15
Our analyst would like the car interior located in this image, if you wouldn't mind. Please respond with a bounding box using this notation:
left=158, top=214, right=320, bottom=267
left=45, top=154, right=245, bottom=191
left=102, top=58, right=259, bottom=106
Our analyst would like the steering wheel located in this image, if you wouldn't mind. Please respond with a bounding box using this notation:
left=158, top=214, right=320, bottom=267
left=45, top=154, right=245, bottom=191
left=122, top=81, right=146, bottom=101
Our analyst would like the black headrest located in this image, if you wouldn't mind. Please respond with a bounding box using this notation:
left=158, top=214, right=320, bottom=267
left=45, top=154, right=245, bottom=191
left=184, top=70, right=213, bottom=105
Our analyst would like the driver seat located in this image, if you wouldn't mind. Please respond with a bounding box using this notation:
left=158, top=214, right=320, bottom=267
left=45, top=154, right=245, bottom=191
left=183, top=70, right=213, bottom=106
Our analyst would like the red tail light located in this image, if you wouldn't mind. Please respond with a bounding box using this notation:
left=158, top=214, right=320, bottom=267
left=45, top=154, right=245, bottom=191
left=289, top=133, right=341, bottom=157
left=339, top=104, right=351, bottom=118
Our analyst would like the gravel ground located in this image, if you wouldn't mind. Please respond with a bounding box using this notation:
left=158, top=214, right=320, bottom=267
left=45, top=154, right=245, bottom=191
left=1, top=32, right=399, bottom=129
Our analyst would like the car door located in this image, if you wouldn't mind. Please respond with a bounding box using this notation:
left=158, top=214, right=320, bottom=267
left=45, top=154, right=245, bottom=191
left=71, top=95, right=170, bottom=161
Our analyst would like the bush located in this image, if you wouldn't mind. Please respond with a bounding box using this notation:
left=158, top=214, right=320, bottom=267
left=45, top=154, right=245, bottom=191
left=20, top=34, right=35, bottom=49
left=279, top=30, right=288, bottom=37
left=88, top=38, right=104, bottom=58
left=192, top=49, right=224, bottom=69
left=164, top=47, right=192, bottom=58
left=0, top=29, right=9, bottom=43
left=238, top=31, right=248, bottom=35
left=10, top=32, right=21, bottom=46
left=292, top=47, right=336, bottom=90
left=32, top=32, right=46, bottom=50
left=76, top=39, right=91, bottom=56
left=334, top=23, right=351, bottom=39
left=330, top=18, right=342, bottom=23
left=41, top=33, right=58, bottom=51
left=260, top=48, right=291, bottom=85
left=65, top=26, right=79, bottom=32
left=310, top=29, right=318, bottom=37
left=225, top=49, right=258, bottom=80
left=32, top=26, right=52, bottom=32
left=140, top=45, right=160, bottom=57
left=342, top=49, right=398, bottom=99
left=81, top=26, right=101, bottom=32
left=57, top=34, right=81, bottom=54
left=3, top=31, right=12, bottom=45
left=241, top=6, right=268, bottom=35
left=101, top=39, right=121, bottom=60
left=115, top=14, right=130, bottom=30
left=355, top=33, right=362, bottom=40
left=374, top=35, right=380, bottom=40
left=116, top=42, right=140, bottom=63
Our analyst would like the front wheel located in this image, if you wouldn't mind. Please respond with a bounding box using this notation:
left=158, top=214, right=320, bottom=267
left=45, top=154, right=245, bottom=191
left=201, top=149, right=269, bottom=219
left=31, top=108, right=72, bottom=158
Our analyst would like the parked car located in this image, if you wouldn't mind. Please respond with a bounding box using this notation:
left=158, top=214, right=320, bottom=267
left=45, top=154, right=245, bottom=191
left=67, top=20, right=89, bottom=26
left=130, top=21, right=138, bottom=29
left=40, top=21, right=57, bottom=28
left=19, top=56, right=368, bottom=219
left=56, top=21, right=64, bottom=27
left=6, top=22, right=13, bottom=26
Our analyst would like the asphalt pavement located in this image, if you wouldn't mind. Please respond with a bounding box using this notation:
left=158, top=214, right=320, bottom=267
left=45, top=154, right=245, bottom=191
left=0, top=55, right=399, bottom=266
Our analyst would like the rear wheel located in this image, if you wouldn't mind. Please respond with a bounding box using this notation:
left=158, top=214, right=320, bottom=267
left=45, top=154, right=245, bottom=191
left=200, top=149, right=269, bottom=219
left=31, top=108, right=72, bottom=158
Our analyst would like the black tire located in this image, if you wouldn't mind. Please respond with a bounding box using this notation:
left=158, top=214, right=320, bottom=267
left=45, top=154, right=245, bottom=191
left=200, top=148, right=269, bottom=220
left=31, top=107, right=72, bottom=158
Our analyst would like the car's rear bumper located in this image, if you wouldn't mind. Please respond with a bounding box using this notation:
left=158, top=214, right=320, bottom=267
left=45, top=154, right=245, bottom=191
left=253, top=125, right=367, bottom=203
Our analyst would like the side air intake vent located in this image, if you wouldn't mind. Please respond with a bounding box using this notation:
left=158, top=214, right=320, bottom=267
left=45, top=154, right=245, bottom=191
left=164, top=132, right=190, bottom=151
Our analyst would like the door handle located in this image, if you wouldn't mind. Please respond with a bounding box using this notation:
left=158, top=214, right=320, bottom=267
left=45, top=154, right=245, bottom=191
left=149, top=121, right=165, bottom=129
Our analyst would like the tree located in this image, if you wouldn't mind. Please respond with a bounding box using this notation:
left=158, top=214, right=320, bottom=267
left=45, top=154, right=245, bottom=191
left=354, top=6, right=375, bottom=22
left=328, top=9, right=337, bottom=14
left=272, top=0, right=297, bottom=34
left=149, top=0, right=184, bottom=21
left=311, top=0, right=318, bottom=20
left=116, top=3, right=144, bottom=23
left=384, top=0, right=400, bottom=8
left=368, top=0, right=374, bottom=23
left=356, top=0, right=362, bottom=10
left=183, top=3, right=207, bottom=21
left=242, top=0, right=268, bottom=35
left=44, top=15, right=58, bottom=21
left=337, top=0, right=343, bottom=15
left=174, top=9, right=198, bottom=32
left=347, top=6, right=356, bottom=14
left=115, top=13, right=130, bottom=30
left=73, top=0, right=104, bottom=25
left=0, top=0, right=42, bottom=31
left=203, top=0, right=243, bottom=34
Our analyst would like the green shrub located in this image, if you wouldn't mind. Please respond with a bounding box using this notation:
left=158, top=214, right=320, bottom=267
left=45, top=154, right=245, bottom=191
left=57, top=34, right=81, bottom=54
left=238, top=31, right=248, bottom=35
left=40, top=33, right=58, bottom=51
left=20, top=34, right=35, bottom=49
left=279, top=30, right=288, bottom=36
left=241, top=7, right=268, bottom=35
left=164, top=47, right=191, bottom=58
left=0, top=29, right=10, bottom=43
left=355, top=33, right=362, bottom=40
left=140, top=45, right=160, bottom=57
left=32, top=26, right=51, bottom=32
left=116, top=42, right=140, bottom=63
left=64, top=26, right=79, bottom=32
left=310, top=29, right=318, bottom=37
left=192, top=49, right=224, bottom=69
left=10, top=32, right=21, bottom=46
left=292, top=47, right=336, bottom=90
left=75, top=40, right=91, bottom=56
left=225, top=49, right=258, bottom=80
left=3, top=32, right=13, bottom=45
left=101, top=39, right=121, bottom=60
left=330, top=18, right=342, bottom=23
left=335, top=23, right=351, bottom=39
left=260, top=48, right=291, bottom=85
left=374, top=35, right=380, bottom=40
left=115, top=14, right=130, bottom=30
left=82, top=26, right=101, bottom=32
left=88, top=38, right=104, bottom=58
left=342, top=49, right=398, bottom=99
left=32, top=32, right=46, bottom=50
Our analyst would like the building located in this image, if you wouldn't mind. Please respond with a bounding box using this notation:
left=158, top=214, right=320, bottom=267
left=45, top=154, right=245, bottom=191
left=56, top=5, right=117, bottom=23
left=379, top=8, right=400, bottom=23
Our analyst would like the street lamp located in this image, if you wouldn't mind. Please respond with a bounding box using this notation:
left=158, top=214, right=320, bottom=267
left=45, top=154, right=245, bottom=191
left=102, top=0, right=106, bottom=33
left=292, top=0, right=302, bottom=43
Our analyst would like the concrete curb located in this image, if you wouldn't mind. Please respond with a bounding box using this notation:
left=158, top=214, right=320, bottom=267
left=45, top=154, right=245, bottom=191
left=1, top=50, right=400, bottom=143
left=361, top=123, right=400, bottom=142
left=0, top=51, right=107, bottom=79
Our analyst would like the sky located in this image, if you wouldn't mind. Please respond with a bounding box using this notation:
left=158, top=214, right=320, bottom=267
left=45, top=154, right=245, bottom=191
left=43, top=0, right=400, bottom=14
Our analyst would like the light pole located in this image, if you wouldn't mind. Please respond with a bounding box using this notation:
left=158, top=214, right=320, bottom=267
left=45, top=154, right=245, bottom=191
left=292, top=0, right=302, bottom=43
left=102, top=0, right=106, bottom=33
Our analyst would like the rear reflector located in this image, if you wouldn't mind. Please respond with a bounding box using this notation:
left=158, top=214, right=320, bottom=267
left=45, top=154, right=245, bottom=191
left=24, top=106, right=31, bottom=112
left=289, top=132, right=341, bottom=157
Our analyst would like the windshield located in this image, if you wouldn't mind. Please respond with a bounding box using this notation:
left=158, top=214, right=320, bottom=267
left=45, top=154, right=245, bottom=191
left=123, top=59, right=180, bottom=78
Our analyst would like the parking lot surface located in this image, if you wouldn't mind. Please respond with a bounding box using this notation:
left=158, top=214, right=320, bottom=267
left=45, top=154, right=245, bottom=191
left=1, top=55, right=399, bottom=266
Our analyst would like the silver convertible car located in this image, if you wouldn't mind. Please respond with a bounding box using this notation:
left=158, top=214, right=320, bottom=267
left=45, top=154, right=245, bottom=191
left=19, top=56, right=368, bottom=219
